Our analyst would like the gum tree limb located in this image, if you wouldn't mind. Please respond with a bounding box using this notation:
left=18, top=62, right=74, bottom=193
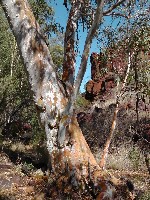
left=74, top=0, right=105, bottom=97
left=62, top=0, right=82, bottom=86
left=1, top=0, right=67, bottom=153
left=103, top=0, right=126, bottom=16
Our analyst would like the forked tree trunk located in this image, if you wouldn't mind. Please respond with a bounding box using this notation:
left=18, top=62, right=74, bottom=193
left=1, top=0, right=132, bottom=199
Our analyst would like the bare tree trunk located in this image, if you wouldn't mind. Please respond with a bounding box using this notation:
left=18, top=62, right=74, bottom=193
left=0, top=0, right=107, bottom=197
left=1, top=0, right=133, bottom=198
left=10, top=37, right=17, bottom=77
left=62, top=0, right=82, bottom=86
left=100, top=52, right=133, bottom=170
left=100, top=104, right=119, bottom=169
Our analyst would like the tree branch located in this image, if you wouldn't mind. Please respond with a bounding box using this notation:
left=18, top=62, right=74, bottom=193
left=105, top=12, right=128, bottom=19
left=10, top=37, right=17, bottom=77
left=62, top=1, right=82, bottom=86
left=99, top=103, right=119, bottom=169
left=74, top=0, right=105, bottom=97
left=103, top=0, right=126, bottom=16
left=1, top=0, right=67, bottom=152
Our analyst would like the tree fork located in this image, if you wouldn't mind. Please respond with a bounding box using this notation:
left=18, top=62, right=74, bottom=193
left=1, top=0, right=133, bottom=199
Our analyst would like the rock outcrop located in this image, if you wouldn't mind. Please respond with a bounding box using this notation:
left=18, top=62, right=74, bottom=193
left=85, top=52, right=116, bottom=101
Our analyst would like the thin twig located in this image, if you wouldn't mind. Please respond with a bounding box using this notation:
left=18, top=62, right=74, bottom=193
left=10, top=37, right=17, bottom=77
left=103, top=0, right=126, bottom=16
left=105, top=12, right=128, bottom=19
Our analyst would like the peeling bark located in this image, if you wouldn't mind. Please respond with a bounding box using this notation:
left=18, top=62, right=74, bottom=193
left=1, top=0, right=133, bottom=199
left=62, top=0, right=82, bottom=86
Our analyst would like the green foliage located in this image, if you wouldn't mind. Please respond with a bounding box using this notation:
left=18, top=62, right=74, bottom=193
left=23, top=161, right=35, bottom=172
left=139, top=192, right=150, bottom=200
left=29, top=0, right=58, bottom=37
left=128, top=147, right=141, bottom=170
left=76, top=93, right=90, bottom=109
left=0, top=9, right=13, bottom=78
left=0, top=6, right=43, bottom=142
left=49, top=36, right=64, bottom=77
left=0, top=1, right=64, bottom=144
left=127, top=27, right=150, bottom=95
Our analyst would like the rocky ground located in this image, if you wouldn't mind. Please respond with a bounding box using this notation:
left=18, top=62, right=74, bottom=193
left=0, top=50, right=149, bottom=199
left=0, top=97, right=149, bottom=199
left=0, top=143, right=149, bottom=200
left=0, top=78, right=149, bottom=199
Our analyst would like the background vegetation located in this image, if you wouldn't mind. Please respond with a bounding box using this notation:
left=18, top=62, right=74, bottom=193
left=0, top=1, right=149, bottom=199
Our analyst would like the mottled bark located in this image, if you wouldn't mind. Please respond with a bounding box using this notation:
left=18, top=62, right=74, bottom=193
left=1, top=0, right=68, bottom=154
left=1, top=0, right=133, bottom=199
left=1, top=0, right=102, bottom=186
left=62, top=0, right=82, bottom=86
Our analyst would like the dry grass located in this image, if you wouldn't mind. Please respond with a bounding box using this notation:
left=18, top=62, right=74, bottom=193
left=94, top=143, right=149, bottom=199
left=105, top=144, right=147, bottom=172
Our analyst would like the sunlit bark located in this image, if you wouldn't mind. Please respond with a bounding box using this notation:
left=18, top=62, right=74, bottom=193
left=1, top=0, right=102, bottom=188
left=10, top=37, right=17, bottom=77
left=100, top=105, right=119, bottom=169
left=1, top=0, right=133, bottom=199
left=62, top=0, right=82, bottom=86
left=1, top=0, right=68, bottom=154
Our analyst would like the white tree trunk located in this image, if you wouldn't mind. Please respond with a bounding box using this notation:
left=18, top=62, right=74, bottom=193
left=1, top=1, right=133, bottom=199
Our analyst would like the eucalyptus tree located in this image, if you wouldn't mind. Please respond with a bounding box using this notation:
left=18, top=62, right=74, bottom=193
left=98, top=1, right=150, bottom=170
left=0, top=6, right=30, bottom=127
left=0, top=0, right=62, bottom=134
left=1, top=0, right=149, bottom=198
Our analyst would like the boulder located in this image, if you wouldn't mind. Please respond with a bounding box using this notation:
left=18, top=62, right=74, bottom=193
left=85, top=72, right=115, bottom=101
left=85, top=52, right=116, bottom=101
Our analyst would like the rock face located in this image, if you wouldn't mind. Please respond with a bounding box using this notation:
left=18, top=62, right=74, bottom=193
left=85, top=52, right=115, bottom=101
